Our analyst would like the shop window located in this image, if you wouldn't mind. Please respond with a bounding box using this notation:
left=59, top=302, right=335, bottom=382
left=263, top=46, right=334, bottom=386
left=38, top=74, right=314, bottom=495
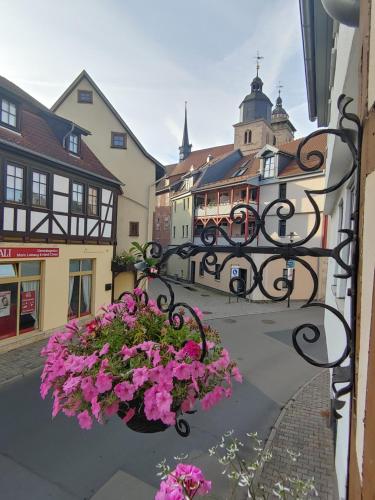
left=68, top=259, right=93, bottom=320
left=0, top=261, right=41, bottom=340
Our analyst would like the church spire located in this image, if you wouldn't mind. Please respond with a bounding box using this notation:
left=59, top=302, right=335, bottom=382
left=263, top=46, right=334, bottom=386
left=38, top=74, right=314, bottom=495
left=179, top=101, right=192, bottom=162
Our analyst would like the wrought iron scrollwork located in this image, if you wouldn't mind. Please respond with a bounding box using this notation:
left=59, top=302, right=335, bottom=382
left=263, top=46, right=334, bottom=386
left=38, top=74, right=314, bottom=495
left=119, top=94, right=360, bottom=429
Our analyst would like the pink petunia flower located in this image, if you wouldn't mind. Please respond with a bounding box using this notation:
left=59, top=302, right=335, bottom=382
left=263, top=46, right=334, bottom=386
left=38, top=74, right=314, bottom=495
left=99, top=343, right=110, bottom=356
left=114, top=381, right=135, bottom=401
left=132, top=367, right=149, bottom=388
left=95, top=372, right=113, bottom=393
left=105, top=401, right=119, bottom=417
left=183, top=340, right=202, bottom=360
left=77, top=410, right=93, bottom=430
left=231, top=366, right=243, bottom=383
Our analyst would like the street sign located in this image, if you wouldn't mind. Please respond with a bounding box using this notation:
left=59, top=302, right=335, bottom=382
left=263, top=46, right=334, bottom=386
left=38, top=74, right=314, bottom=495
left=231, top=266, right=240, bottom=278
left=287, top=259, right=295, bottom=269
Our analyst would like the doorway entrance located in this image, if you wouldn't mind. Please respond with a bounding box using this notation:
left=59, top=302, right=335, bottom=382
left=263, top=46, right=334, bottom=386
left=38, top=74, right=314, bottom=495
left=190, top=261, right=196, bottom=284
left=238, top=268, right=247, bottom=297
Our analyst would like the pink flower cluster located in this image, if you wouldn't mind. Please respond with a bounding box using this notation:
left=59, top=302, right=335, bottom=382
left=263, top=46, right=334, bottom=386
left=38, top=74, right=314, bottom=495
left=156, top=464, right=211, bottom=500
left=40, top=289, right=242, bottom=431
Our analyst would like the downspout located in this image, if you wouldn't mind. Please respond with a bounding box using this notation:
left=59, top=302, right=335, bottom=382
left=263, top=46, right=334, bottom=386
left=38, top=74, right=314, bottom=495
left=62, top=122, right=75, bottom=148
left=299, top=0, right=318, bottom=122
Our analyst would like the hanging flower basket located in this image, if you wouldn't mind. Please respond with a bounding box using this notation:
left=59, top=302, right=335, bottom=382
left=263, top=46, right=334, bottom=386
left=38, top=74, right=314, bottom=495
left=40, top=287, right=242, bottom=436
left=117, top=399, right=169, bottom=433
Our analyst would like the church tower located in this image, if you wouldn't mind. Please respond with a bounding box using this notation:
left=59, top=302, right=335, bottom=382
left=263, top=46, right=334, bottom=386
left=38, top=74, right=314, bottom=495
left=233, top=61, right=276, bottom=154
left=179, top=102, right=192, bottom=162
left=270, top=90, right=296, bottom=145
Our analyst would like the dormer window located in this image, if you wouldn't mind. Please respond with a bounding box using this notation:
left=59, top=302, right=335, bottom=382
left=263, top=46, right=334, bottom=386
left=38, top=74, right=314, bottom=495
left=68, top=134, right=79, bottom=155
left=263, top=155, right=275, bottom=178
left=244, top=130, right=252, bottom=144
left=1, top=98, right=17, bottom=129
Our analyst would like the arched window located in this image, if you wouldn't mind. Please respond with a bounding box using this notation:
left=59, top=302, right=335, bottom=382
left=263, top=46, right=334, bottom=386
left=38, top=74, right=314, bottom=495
left=273, top=135, right=277, bottom=146
left=244, top=130, right=252, bottom=144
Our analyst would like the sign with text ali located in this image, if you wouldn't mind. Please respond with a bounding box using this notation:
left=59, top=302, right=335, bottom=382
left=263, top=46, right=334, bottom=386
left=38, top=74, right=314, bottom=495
left=0, top=248, right=59, bottom=259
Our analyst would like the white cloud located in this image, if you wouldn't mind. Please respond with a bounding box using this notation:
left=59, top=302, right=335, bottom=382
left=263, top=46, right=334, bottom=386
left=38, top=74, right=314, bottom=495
left=0, top=0, right=316, bottom=164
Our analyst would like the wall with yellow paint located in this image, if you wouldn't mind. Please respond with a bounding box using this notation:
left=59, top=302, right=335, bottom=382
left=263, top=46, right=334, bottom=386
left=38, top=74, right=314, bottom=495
left=0, top=242, right=113, bottom=351
left=53, top=76, right=156, bottom=253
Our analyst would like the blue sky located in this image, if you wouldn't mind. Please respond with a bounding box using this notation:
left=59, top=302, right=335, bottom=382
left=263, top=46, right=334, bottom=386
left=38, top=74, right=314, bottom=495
left=1, top=0, right=316, bottom=165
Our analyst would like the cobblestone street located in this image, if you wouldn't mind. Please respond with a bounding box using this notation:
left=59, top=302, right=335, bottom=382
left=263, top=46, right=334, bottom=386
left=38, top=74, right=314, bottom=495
left=258, top=370, right=338, bottom=499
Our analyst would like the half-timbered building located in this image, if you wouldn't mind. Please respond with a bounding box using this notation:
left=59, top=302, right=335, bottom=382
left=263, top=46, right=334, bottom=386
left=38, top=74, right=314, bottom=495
left=0, top=76, right=122, bottom=350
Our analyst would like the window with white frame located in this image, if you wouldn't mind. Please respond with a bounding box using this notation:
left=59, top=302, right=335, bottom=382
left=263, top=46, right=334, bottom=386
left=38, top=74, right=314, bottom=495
left=32, top=172, right=47, bottom=207
left=263, top=156, right=275, bottom=178
left=68, top=134, right=79, bottom=154
left=72, top=182, right=84, bottom=213
left=6, top=164, right=24, bottom=203
left=1, top=98, right=17, bottom=128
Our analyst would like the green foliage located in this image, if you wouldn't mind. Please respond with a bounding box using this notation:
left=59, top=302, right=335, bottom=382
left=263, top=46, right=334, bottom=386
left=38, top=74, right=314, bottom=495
left=157, top=430, right=318, bottom=499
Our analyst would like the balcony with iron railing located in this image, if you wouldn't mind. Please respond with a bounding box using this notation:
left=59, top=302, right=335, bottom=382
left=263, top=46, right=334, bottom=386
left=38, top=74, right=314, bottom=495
left=195, top=199, right=257, bottom=217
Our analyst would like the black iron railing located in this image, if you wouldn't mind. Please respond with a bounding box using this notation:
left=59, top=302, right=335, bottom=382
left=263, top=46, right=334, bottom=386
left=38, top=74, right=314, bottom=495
left=130, top=95, right=360, bottom=433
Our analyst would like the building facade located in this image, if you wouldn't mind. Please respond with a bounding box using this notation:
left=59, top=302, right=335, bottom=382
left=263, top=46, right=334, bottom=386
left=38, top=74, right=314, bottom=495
left=159, top=72, right=327, bottom=302
left=51, top=70, right=164, bottom=297
left=300, top=0, right=375, bottom=497
left=0, top=76, right=121, bottom=351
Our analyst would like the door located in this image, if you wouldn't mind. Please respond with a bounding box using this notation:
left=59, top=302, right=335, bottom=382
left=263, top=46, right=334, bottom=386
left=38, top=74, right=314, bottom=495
left=190, top=261, right=196, bottom=284
left=239, top=268, right=247, bottom=297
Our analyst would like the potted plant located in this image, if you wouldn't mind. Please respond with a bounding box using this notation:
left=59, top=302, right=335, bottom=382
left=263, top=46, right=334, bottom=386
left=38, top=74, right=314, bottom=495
left=111, top=242, right=159, bottom=273
left=40, top=288, right=242, bottom=435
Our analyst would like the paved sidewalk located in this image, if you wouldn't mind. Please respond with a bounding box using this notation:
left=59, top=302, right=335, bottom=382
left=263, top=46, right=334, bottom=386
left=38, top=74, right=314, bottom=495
left=149, top=279, right=303, bottom=320
left=0, top=339, right=45, bottom=386
left=257, top=370, right=338, bottom=499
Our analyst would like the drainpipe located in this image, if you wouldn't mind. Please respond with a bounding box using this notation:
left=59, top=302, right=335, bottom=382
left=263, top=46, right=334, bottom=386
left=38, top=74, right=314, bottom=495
left=62, top=122, right=75, bottom=148
left=299, top=0, right=317, bottom=122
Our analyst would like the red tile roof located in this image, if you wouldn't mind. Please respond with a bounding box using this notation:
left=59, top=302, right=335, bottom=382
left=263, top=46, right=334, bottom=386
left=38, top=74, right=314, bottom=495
left=0, top=109, right=121, bottom=184
left=278, top=134, right=327, bottom=177
left=169, top=144, right=234, bottom=177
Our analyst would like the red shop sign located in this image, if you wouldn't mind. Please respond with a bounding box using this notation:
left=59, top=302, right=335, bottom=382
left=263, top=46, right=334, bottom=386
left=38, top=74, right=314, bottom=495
left=21, top=290, right=36, bottom=314
left=0, top=247, right=59, bottom=259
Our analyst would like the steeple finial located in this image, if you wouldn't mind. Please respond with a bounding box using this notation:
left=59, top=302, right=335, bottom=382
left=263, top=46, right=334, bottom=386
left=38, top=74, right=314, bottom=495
left=179, top=101, right=192, bottom=162
left=277, top=81, right=283, bottom=98
left=254, top=51, right=264, bottom=77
